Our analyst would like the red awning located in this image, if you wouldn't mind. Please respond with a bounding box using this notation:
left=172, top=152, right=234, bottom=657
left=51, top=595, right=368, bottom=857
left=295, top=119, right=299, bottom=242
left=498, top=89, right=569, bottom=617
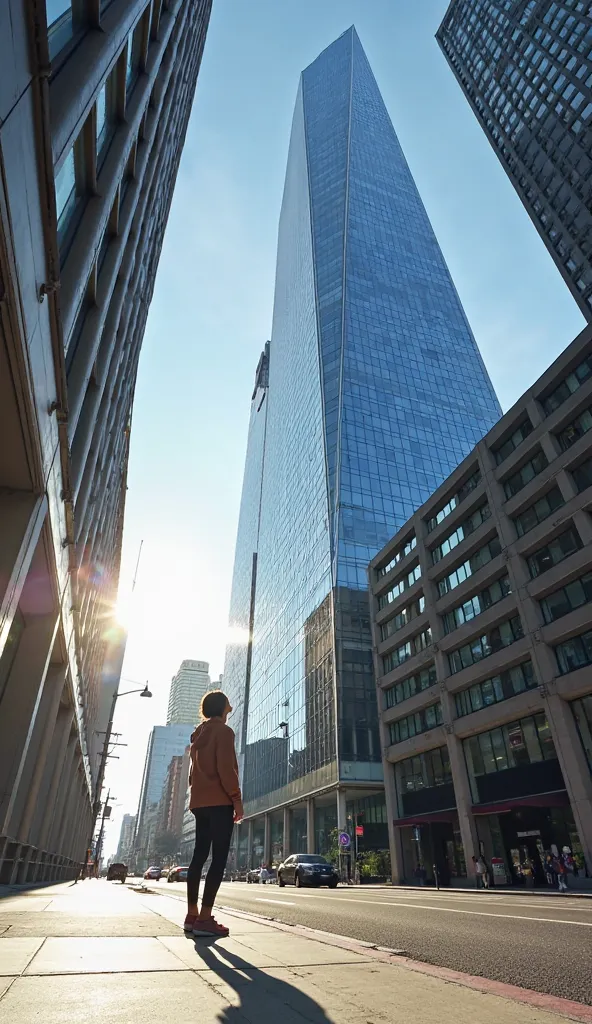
left=471, top=790, right=569, bottom=815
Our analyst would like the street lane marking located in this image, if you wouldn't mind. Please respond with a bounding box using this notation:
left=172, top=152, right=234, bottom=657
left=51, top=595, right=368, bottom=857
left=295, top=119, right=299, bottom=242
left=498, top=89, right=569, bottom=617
left=220, top=888, right=592, bottom=926
left=255, top=898, right=295, bottom=906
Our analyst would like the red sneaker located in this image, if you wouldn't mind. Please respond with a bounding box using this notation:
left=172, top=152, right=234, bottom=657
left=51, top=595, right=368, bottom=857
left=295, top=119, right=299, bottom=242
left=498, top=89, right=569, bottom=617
left=193, top=917, right=229, bottom=938
left=183, top=914, right=198, bottom=933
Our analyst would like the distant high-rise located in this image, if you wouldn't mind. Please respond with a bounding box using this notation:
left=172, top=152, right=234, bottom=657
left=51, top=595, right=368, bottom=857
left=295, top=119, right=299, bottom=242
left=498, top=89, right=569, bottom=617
left=437, top=1, right=592, bottom=321
left=223, top=28, right=500, bottom=859
left=167, top=660, right=210, bottom=725
left=116, top=814, right=136, bottom=863
left=133, top=725, right=193, bottom=869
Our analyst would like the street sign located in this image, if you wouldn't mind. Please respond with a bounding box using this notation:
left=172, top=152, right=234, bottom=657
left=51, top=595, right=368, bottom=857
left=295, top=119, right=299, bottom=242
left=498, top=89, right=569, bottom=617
left=338, top=831, right=351, bottom=849
left=355, top=825, right=364, bottom=837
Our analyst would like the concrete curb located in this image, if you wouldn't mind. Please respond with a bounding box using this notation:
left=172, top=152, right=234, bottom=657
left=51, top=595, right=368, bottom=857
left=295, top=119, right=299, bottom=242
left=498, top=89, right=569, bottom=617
left=139, top=886, right=592, bottom=1022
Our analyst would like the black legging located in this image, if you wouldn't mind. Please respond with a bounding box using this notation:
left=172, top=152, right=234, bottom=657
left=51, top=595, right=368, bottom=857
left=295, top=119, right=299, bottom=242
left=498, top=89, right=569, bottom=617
left=187, top=805, right=234, bottom=908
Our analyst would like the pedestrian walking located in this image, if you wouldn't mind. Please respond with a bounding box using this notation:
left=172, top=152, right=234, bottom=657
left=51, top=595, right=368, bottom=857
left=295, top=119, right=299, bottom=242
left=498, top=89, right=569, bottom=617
left=185, top=691, right=244, bottom=938
left=473, top=855, right=487, bottom=889
left=553, top=853, right=568, bottom=892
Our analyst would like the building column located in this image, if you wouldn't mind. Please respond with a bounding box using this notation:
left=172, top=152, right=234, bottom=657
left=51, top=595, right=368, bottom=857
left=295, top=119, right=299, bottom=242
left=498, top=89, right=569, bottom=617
left=446, top=731, right=480, bottom=880
left=336, top=789, right=347, bottom=832
left=306, top=798, right=315, bottom=854
left=282, top=805, right=291, bottom=859
left=544, top=693, right=592, bottom=875
left=10, top=667, right=68, bottom=845
left=47, top=733, right=77, bottom=854
left=382, top=758, right=404, bottom=884
left=247, top=819, right=254, bottom=869
left=0, top=614, right=59, bottom=835
left=33, top=709, right=74, bottom=853
left=263, top=813, right=271, bottom=867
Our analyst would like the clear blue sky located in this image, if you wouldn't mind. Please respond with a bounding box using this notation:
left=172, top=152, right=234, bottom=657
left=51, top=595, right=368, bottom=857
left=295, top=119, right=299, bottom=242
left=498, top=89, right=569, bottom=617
left=104, top=0, right=584, bottom=854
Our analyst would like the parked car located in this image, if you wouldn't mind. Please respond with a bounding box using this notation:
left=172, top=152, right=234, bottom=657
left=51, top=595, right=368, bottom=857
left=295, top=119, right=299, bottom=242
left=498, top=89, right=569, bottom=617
left=144, top=866, right=162, bottom=880
left=167, top=865, right=188, bottom=882
left=247, top=868, right=262, bottom=883
left=107, top=862, right=127, bottom=883
left=278, top=855, right=338, bottom=888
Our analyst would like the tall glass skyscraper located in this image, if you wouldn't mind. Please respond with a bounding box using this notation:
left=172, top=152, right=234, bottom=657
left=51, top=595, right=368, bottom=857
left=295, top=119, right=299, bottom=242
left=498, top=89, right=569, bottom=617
left=224, top=28, right=501, bottom=852
left=437, top=1, right=592, bottom=322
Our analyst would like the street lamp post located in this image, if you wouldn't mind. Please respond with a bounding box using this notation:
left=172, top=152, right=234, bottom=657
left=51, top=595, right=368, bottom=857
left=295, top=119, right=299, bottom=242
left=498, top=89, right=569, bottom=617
left=87, top=683, right=152, bottom=877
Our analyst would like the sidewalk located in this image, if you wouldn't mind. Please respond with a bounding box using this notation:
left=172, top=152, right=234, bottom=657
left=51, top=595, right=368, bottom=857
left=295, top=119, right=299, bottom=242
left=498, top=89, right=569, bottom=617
left=0, top=880, right=591, bottom=1024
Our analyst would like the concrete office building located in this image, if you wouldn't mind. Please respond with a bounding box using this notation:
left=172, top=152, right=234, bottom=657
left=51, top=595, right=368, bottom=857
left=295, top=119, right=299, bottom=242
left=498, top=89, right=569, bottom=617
left=223, top=28, right=501, bottom=871
left=167, top=659, right=210, bottom=725
left=370, top=324, right=592, bottom=888
left=0, top=0, right=212, bottom=883
left=115, top=813, right=136, bottom=863
left=157, top=748, right=190, bottom=843
left=437, top=1, right=592, bottom=321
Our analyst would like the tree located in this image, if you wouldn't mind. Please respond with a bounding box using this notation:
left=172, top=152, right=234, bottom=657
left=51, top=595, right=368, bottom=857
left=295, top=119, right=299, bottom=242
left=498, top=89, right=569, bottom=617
left=153, top=830, right=180, bottom=862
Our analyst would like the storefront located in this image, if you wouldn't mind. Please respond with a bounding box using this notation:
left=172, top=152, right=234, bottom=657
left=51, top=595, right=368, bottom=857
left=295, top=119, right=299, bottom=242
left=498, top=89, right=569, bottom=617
left=464, top=711, right=589, bottom=886
left=474, top=799, right=587, bottom=886
left=397, top=812, right=466, bottom=885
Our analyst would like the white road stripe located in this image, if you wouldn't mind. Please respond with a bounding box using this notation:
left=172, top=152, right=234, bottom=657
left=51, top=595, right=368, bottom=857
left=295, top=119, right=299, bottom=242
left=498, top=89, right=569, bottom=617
left=247, top=892, right=592, bottom=927
left=255, top=897, right=295, bottom=906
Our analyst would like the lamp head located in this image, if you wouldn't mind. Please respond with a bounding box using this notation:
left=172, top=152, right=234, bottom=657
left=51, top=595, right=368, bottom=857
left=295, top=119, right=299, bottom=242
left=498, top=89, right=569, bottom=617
left=140, top=685, right=152, bottom=698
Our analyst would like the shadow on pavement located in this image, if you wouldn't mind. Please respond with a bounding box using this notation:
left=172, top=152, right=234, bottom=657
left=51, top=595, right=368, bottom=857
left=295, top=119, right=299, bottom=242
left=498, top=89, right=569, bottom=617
left=193, top=940, right=331, bottom=1023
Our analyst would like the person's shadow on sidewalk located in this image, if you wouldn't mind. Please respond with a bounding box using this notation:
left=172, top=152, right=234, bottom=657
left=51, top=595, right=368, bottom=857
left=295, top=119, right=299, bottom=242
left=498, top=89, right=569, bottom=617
left=193, top=940, right=332, bottom=1024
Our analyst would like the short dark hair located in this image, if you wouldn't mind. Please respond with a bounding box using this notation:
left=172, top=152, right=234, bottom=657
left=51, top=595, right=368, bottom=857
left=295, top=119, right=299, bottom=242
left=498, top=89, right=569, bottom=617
left=200, top=690, right=228, bottom=720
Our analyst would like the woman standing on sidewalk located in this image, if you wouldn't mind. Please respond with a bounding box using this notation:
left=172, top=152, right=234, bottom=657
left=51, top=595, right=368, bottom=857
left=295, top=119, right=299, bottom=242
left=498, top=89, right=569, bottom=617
left=185, top=691, right=244, bottom=937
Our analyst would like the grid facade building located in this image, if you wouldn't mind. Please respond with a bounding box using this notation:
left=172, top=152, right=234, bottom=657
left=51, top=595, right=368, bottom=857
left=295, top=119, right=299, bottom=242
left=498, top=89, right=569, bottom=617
left=133, top=724, right=193, bottom=870
left=167, top=659, right=210, bottom=725
left=0, top=0, right=211, bottom=884
left=115, top=813, right=136, bottom=862
left=224, top=28, right=500, bottom=866
left=370, top=324, right=592, bottom=887
left=437, top=0, right=592, bottom=321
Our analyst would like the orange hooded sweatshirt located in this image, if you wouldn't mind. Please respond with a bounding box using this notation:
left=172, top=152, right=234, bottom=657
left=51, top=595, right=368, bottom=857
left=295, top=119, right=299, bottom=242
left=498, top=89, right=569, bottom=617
left=189, top=718, right=242, bottom=811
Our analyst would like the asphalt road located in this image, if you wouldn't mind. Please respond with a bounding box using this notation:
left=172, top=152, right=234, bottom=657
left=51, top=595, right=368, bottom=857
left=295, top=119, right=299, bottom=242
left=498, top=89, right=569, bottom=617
left=146, top=878, right=592, bottom=1005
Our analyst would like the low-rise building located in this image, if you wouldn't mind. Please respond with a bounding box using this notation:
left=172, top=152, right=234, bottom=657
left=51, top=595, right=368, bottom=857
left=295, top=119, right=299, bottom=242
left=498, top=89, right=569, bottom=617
left=370, top=324, right=592, bottom=889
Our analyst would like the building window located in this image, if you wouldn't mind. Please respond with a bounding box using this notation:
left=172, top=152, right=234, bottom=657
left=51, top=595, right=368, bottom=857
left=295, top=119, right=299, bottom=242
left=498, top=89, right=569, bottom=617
left=442, top=575, right=511, bottom=635
left=437, top=535, right=502, bottom=597
left=54, top=146, right=77, bottom=242
left=555, top=629, right=592, bottom=674
left=383, top=629, right=433, bottom=673
left=96, top=72, right=117, bottom=168
left=464, top=712, right=557, bottom=788
left=395, top=746, right=452, bottom=794
left=541, top=353, right=592, bottom=414
left=503, top=449, right=548, bottom=499
left=527, top=526, right=582, bottom=578
left=557, top=404, right=592, bottom=450
left=572, top=456, right=592, bottom=492
left=431, top=502, right=491, bottom=564
left=426, top=468, right=481, bottom=532
left=378, top=564, right=421, bottom=610
left=126, top=21, right=144, bottom=95
left=46, top=0, right=74, bottom=59
left=513, top=485, right=564, bottom=537
left=448, top=615, right=524, bottom=674
left=455, top=660, right=537, bottom=717
left=492, top=418, right=534, bottom=464
left=389, top=703, right=443, bottom=745
left=385, top=666, right=437, bottom=709
left=376, top=535, right=416, bottom=578
left=540, top=571, right=592, bottom=623
left=572, top=696, right=592, bottom=772
left=380, top=596, right=425, bottom=641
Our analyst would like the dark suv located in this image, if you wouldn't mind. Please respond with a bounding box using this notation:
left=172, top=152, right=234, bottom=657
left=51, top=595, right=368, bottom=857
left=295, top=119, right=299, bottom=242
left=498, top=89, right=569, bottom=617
left=278, top=854, right=338, bottom=888
left=107, top=862, right=127, bottom=883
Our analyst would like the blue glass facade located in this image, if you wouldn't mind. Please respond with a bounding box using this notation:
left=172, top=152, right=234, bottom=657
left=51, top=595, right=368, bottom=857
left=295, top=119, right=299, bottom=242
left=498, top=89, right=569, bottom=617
left=224, top=28, right=501, bottom=817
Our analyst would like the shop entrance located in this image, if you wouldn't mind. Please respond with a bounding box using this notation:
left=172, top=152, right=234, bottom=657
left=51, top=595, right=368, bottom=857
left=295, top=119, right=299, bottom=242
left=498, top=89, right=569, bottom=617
left=400, top=816, right=466, bottom=885
left=496, top=805, right=586, bottom=886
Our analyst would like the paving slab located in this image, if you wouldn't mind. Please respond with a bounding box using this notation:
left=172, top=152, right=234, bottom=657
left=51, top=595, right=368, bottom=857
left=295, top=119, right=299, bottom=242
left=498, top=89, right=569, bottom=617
left=0, top=971, right=229, bottom=1024
left=1, top=913, right=180, bottom=937
left=159, top=934, right=287, bottom=969
left=0, top=938, right=44, bottom=976
left=231, top=931, right=373, bottom=967
left=0, top=899, right=52, bottom=913
left=24, top=936, right=190, bottom=975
